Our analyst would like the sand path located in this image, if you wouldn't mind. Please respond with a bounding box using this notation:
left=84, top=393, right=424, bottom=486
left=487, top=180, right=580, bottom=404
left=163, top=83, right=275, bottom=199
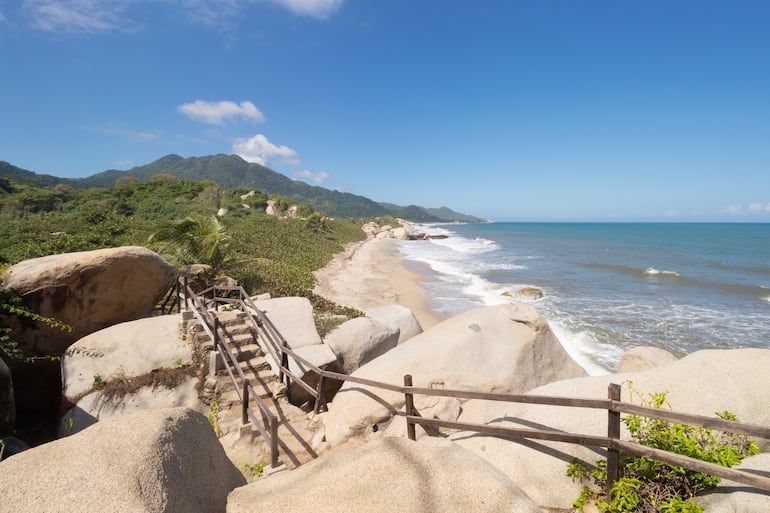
left=313, top=238, right=441, bottom=331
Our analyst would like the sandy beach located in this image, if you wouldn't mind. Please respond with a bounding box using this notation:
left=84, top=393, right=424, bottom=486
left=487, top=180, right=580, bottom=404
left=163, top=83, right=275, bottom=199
left=313, top=238, right=442, bottom=331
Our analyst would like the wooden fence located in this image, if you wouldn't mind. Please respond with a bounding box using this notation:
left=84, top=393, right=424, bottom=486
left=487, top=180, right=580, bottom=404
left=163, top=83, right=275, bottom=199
left=179, top=281, right=770, bottom=500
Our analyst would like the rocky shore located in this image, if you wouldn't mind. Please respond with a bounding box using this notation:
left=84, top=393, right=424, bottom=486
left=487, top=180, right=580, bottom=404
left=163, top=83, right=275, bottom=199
left=1, top=240, right=770, bottom=512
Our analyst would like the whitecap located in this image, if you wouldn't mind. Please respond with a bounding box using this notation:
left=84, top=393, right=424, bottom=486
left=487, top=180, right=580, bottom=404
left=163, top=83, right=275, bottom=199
left=547, top=322, right=620, bottom=376
left=645, top=267, right=680, bottom=277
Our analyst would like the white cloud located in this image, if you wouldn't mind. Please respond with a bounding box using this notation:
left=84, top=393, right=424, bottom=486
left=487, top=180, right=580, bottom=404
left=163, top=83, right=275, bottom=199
left=270, top=0, right=344, bottom=19
left=22, top=0, right=342, bottom=34
left=749, top=202, right=770, bottom=213
left=22, top=0, right=137, bottom=33
left=724, top=204, right=744, bottom=216
left=294, top=169, right=329, bottom=184
left=233, top=134, right=299, bottom=166
left=178, top=100, right=265, bottom=126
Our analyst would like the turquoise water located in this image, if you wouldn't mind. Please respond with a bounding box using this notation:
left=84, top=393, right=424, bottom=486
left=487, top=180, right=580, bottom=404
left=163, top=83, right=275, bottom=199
left=398, top=223, right=770, bottom=374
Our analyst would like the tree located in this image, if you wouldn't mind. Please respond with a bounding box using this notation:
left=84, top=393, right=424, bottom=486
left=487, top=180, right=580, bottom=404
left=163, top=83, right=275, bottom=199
left=148, top=214, right=232, bottom=270
left=305, top=213, right=331, bottom=235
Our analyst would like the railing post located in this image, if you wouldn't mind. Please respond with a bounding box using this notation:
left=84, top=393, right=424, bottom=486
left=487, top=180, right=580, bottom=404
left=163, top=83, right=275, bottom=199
left=183, top=276, right=189, bottom=310
left=242, top=379, right=250, bottom=425
left=404, top=374, right=416, bottom=441
left=279, top=341, right=289, bottom=384
left=213, top=317, right=220, bottom=352
left=606, top=382, right=622, bottom=502
left=270, top=417, right=279, bottom=468
left=314, top=375, right=327, bottom=414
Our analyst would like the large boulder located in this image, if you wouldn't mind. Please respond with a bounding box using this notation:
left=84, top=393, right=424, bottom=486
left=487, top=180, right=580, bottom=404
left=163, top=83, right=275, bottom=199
left=61, top=376, right=202, bottom=436
left=617, top=345, right=679, bottom=373
left=325, top=317, right=400, bottom=374
left=0, top=356, right=14, bottom=435
left=696, top=453, right=770, bottom=512
left=324, top=303, right=586, bottom=446
left=365, top=304, right=423, bottom=344
left=452, top=348, right=770, bottom=511
left=0, top=407, right=246, bottom=513
left=62, top=315, right=191, bottom=400
left=60, top=315, right=200, bottom=434
left=1, top=246, right=176, bottom=356
left=249, top=297, right=321, bottom=349
left=226, top=436, right=543, bottom=513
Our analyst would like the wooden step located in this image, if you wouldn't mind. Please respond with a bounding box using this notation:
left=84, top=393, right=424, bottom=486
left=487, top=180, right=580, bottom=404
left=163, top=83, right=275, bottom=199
left=201, top=333, right=257, bottom=352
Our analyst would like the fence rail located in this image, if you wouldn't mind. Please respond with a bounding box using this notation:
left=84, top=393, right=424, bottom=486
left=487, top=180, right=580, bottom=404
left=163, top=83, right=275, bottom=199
left=175, top=280, right=770, bottom=500
left=181, top=281, right=280, bottom=468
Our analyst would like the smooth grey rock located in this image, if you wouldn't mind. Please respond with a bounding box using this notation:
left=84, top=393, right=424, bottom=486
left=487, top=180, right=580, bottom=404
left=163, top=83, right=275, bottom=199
left=325, top=317, right=399, bottom=374
left=0, top=407, right=246, bottom=513
left=365, top=304, right=423, bottom=344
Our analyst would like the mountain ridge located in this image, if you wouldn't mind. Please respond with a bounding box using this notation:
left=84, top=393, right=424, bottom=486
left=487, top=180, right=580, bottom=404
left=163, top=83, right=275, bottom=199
left=1, top=155, right=483, bottom=222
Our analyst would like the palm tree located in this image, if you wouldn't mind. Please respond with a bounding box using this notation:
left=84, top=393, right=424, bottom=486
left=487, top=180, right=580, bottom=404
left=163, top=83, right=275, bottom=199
left=148, top=214, right=232, bottom=270
left=305, top=213, right=331, bottom=235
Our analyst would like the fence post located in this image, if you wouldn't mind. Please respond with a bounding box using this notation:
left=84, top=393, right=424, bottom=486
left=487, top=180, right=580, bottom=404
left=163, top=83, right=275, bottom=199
left=242, top=379, right=250, bottom=425
left=183, top=276, right=189, bottom=310
left=269, top=417, right=279, bottom=468
left=404, top=374, right=416, bottom=441
left=213, top=317, right=220, bottom=352
left=314, top=375, right=327, bottom=414
left=606, top=383, right=622, bottom=502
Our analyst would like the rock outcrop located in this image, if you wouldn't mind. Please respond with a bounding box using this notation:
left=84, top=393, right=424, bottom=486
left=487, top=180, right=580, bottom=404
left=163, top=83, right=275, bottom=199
left=59, top=314, right=201, bottom=434
left=323, top=302, right=586, bottom=446
left=365, top=304, right=423, bottom=344
left=1, top=246, right=176, bottom=356
left=325, top=317, right=400, bottom=374
left=696, top=452, right=770, bottom=512
left=0, top=407, right=246, bottom=513
left=62, top=315, right=191, bottom=400
left=226, top=437, right=543, bottom=513
left=452, top=348, right=770, bottom=510
left=617, top=345, right=678, bottom=372
left=249, top=297, right=321, bottom=349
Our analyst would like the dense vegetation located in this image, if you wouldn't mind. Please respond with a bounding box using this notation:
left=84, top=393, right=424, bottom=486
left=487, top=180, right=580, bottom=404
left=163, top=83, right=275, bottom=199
left=0, top=174, right=365, bottom=301
left=0, top=156, right=483, bottom=222
left=567, top=387, right=758, bottom=513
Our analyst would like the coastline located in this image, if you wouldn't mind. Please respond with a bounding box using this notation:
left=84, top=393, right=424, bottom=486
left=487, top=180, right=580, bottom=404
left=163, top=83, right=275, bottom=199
left=313, top=238, right=443, bottom=331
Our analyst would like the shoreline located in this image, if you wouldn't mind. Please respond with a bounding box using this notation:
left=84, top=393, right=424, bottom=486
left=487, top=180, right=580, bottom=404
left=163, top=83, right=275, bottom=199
left=313, top=238, right=443, bottom=331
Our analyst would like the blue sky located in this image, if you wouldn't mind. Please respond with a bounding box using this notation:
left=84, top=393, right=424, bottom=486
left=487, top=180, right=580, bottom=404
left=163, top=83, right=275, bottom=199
left=1, top=0, right=769, bottom=221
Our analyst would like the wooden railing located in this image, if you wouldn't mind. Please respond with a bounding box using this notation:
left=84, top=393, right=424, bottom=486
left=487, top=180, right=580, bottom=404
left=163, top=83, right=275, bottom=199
left=180, top=280, right=280, bottom=468
left=174, top=281, right=770, bottom=500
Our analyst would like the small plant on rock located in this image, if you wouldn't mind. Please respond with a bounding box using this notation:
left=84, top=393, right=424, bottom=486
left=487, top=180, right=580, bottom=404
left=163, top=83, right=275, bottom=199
left=567, top=384, right=758, bottom=513
left=208, top=397, right=220, bottom=436
left=240, top=461, right=265, bottom=481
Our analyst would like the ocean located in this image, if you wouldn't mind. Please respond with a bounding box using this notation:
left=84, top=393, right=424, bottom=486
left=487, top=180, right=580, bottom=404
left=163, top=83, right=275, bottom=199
left=397, top=222, right=770, bottom=375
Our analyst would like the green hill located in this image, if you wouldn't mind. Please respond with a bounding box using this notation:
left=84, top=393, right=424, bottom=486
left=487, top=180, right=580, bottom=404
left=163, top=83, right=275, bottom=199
left=15, top=154, right=482, bottom=222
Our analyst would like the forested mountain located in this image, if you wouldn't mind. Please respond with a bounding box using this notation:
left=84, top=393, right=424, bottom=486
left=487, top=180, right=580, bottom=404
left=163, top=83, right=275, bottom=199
left=0, top=161, right=79, bottom=189
left=1, top=155, right=482, bottom=222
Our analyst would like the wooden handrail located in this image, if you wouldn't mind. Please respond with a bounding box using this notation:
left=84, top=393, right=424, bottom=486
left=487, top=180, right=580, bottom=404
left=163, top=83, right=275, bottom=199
left=178, top=279, right=770, bottom=496
left=181, top=281, right=280, bottom=468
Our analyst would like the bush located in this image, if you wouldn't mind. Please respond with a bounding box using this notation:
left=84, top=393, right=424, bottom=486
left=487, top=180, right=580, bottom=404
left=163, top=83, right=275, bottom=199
left=567, top=385, right=759, bottom=513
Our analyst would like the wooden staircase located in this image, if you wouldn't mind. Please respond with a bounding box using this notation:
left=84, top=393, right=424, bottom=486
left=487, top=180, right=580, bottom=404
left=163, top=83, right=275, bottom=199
left=187, top=308, right=326, bottom=471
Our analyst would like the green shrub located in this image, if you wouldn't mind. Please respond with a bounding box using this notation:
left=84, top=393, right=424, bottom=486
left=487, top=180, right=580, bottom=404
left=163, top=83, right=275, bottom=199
left=567, top=385, right=758, bottom=513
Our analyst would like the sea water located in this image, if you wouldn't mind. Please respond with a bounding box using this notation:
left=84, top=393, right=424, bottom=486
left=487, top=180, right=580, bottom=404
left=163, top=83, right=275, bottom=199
left=397, top=223, right=770, bottom=375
